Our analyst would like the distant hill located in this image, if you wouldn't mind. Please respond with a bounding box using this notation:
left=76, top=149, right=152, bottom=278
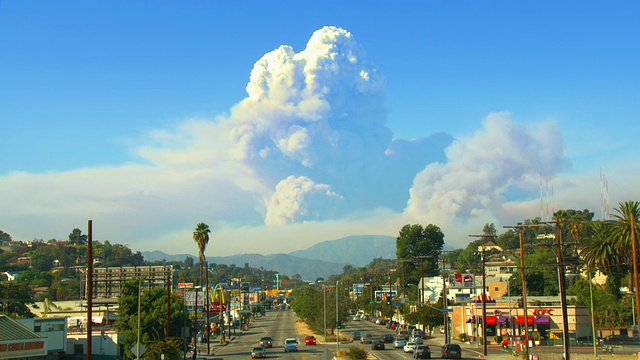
left=288, top=235, right=396, bottom=267
left=141, top=234, right=397, bottom=280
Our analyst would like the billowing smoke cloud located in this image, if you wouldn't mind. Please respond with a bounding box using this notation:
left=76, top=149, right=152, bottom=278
left=406, top=112, right=570, bottom=230
left=0, top=25, right=589, bottom=256
left=223, top=26, right=442, bottom=224
left=265, top=176, right=344, bottom=226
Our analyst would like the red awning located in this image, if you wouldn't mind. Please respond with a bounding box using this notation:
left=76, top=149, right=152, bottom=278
left=516, top=315, right=535, bottom=325
left=484, top=315, right=497, bottom=325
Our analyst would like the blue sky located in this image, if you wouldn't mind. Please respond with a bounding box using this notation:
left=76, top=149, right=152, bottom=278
left=1, top=1, right=639, bottom=256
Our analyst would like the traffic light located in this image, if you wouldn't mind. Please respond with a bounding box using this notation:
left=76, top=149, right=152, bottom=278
left=337, top=321, right=342, bottom=329
left=385, top=295, right=391, bottom=305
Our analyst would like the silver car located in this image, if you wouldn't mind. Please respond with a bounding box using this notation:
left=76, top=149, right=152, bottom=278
left=394, top=337, right=406, bottom=348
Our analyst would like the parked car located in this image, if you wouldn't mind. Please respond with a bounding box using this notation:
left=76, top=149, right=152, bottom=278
left=409, top=336, right=424, bottom=344
left=604, top=334, right=634, bottom=344
left=372, top=339, right=385, bottom=350
left=283, top=338, right=298, bottom=352
left=393, top=337, right=406, bottom=348
left=361, top=333, right=373, bottom=344
left=251, top=347, right=267, bottom=359
left=403, top=342, right=418, bottom=353
left=259, top=336, right=273, bottom=348
left=382, top=334, right=394, bottom=343
left=441, top=344, right=461, bottom=359
left=413, top=345, right=431, bottom=359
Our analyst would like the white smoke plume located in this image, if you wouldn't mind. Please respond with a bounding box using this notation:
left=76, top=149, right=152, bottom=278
left=406, top=112, right=570, bottom=235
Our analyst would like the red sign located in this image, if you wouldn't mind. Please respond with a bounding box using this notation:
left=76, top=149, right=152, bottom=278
left=209, top=301, right=227, bottom=312
left=533, top=308, right=554, bottom=316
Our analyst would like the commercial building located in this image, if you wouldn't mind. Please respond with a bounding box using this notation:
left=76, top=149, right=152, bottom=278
left=0, top=315, right=47, bottom=360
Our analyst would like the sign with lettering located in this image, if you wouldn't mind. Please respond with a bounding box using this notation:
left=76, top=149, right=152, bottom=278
left=0, top=339, right=47, bottom=358
left=533, top=308, right=554, bottom=316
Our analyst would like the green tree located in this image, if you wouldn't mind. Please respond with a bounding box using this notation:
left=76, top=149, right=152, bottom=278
left=0, top=280, right=35, bottom=318
left=192, top=223, right=211, bottom=280
left=404, top=298, right=444, bottom=334
left=0, top=230, right=12, bottom=242
left=611, top=201, right=640, bottom=315
left=116, top=279, right=189, bottom=360
left=396, top=224, right=444, bottom=287
left=580, top=221, right=626, bottom=297
left=68, top=228, right=87, bottom=245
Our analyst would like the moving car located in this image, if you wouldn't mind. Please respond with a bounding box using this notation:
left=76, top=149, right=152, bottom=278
left=251, top=347, right=267, bottom=359
left=371, top=339, right=385, bottom=350
left=361, top=333, right=373, bottom=344
left=304, top=335, right=317, bottom=345
left=284, top=338, right=298, bottom=352
left=441, top=344, right=461, bottom=359
left=353, top=331, right=362, bottom=341
left=259, top=336, right=273, bottom=348
left=409, top=336, right=424, bottom=344
left=413, top=345, right=431, bottom=359
left=604, top=334, right=633, bottom=344
left=382, top=334, right=394, bottom=343
left=393, top=337, right=406, bottom=348
left=403, top=342, right=418, bottom=353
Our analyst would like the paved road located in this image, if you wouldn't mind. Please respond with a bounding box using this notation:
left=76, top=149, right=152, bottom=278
left=197, top=312, right=640, bottom=360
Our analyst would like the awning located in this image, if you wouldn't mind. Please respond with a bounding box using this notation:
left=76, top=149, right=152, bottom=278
left=485, top=315, right=497, bottom=325
left=471, top=294, right=496, bottom=303
left=516, top=315, right=535, bottom=325
left=535, top=316, right=551, bottom=325
left=466, top=318, right=475, bottom=323
left=498, top=316, right=510, bottom=324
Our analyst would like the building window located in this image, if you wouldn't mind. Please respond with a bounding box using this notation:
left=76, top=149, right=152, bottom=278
left=34, top=325, right=42, bottom=332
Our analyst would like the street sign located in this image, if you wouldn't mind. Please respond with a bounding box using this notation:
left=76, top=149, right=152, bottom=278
left=131, top=343, right=146, bottom=358
left=441, top=308, right=453, bottom=313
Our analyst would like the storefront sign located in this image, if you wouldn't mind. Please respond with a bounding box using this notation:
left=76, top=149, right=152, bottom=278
left=0, top=339, right=47, bottom=359
left=533, top=308, right=554, bottom=316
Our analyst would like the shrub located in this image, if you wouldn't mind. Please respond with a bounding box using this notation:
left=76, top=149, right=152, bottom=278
left=347, top=346, right=368, bottom=359
left=458, top=333, right=468, bottom=341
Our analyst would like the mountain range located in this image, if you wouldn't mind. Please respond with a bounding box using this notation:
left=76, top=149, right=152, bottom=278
left=141, top=235, right=396, bottom=281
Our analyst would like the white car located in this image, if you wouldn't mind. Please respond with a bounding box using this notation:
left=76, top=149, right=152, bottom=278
left=393, top=338, right=406, bottom=348
left=409, top=336, right=424, bottom=344
left=404, top=342, right=418, bottom=353
left=284, top=338, right=298, bottom=352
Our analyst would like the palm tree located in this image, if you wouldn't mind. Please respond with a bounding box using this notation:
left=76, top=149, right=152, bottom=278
left=611, top=201, right=640, bottom=324
left=193, top=222, right=211, bottom=278
left=193, top=222, right=211, bottom=351
left=580, top=221, right=626, bottom=298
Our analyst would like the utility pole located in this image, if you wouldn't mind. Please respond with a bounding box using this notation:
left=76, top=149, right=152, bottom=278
left=554, top=219, right=570, bottom=360
left=206, top=261, right=210, bottom=354
left=441, top=251, right=449, bottom=345
left=87, top=220, right=93, bottom=360
left=469, top=234, right=489, bottom=357
left=336, top=281, right=340, bottom=355
left=504, top=223, right=530, bottom=360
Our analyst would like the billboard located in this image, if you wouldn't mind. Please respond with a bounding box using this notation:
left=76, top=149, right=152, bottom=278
left=448, top=273, right=475, bottom=289
left=353, top=283, right=365, bottom=294
left=374, top=291, right=397, bottom=302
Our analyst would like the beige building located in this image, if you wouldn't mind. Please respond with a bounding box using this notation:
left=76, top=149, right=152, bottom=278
left=449, top=297, right=592, bottom=344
